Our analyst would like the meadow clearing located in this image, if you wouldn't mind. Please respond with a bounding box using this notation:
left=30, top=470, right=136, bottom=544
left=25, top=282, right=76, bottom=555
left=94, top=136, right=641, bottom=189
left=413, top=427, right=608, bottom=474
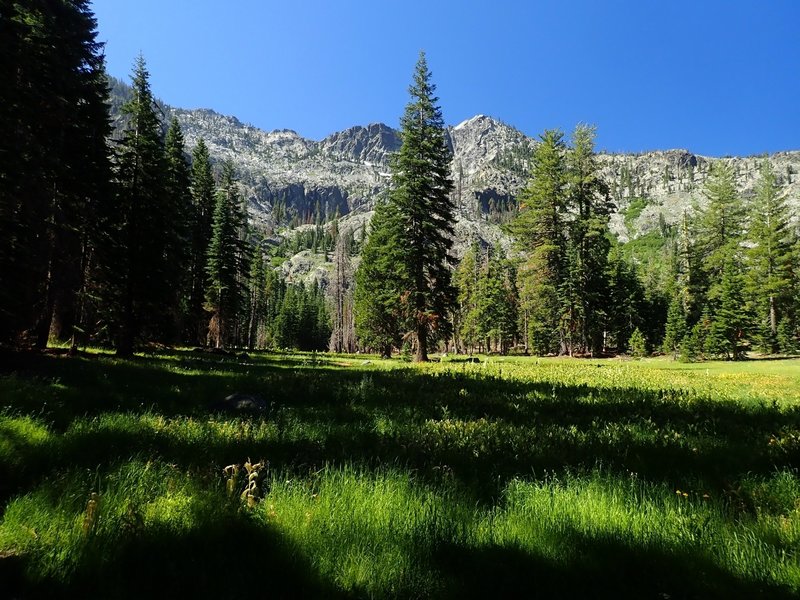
left=1, top=350, right=799, bottom=598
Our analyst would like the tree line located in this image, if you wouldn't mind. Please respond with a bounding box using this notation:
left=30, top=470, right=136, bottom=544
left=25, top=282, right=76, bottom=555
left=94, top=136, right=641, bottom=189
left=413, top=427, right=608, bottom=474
left=2, top=3, right=796, bottom=360
left=0, top=2, right=329, bottom=354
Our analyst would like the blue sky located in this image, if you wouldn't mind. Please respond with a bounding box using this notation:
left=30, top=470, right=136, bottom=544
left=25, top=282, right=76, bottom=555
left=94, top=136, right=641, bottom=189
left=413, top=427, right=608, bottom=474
left=92, top=0, right=799, bottom=156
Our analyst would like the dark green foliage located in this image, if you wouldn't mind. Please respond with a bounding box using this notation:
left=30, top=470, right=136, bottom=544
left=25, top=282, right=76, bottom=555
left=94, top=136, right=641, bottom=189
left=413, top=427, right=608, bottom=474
left=510, top=130, right=567, bottom=355
left=354, top=200, right=408, bottom=357
left=698, top=162, right=744, bottom=293
left=162, top=118, right=193, bottom=340
left=367, top=52, right=456, bottom=361
left=271, top=282, right=331, bottom=350
left=247, top=247, right=268, bottom=348
left=679, top=321, right=704, bottom=362
left=746, top=161, right=794, bottom=354
left=205, top=161, right=251, bottom=348
left=0, top=0, right=111, bottom=347
left=187, top=138, right=216, bottom=343
left=705, top=261, right=749, bottom=360
left=777, top=316, right=798, bottom=354
left=355, top=53, right=455, bottom=360
left=453, top=243, right=481, bottom=353
left=100, top=55, right=171, bottom=356
left=453, top=243, right=518, bottom=354
left=662, top=292, right=687, bottom=357
left=510, top=126, right=615, bottom=356
left=564, top=125, right=613, bottom=355
left=605, top=248, right=650, bottom=353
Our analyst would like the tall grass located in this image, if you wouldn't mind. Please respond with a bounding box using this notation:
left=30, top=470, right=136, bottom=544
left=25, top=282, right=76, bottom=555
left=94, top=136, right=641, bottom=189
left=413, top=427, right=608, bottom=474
left=1, top=350, right=799, bottom=597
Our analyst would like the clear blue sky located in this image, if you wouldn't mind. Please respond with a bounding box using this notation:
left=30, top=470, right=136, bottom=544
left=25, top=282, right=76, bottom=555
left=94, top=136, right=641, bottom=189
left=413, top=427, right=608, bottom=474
left=92, top=0, right=799, bottom=156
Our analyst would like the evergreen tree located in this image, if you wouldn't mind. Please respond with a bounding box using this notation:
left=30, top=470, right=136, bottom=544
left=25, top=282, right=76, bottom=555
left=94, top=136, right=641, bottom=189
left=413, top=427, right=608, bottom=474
left=163, top=117, right=192, bottom=340
left=628, top=327, right=647, bottom=358
left=205, top=161, right=249, bottom=348
left=101, top=55, right=169, bottom=356
left=565, top=125, right=613, bottom=355
left=708, top=260, right=748, bottom=360
left=390, top=52, right=456, bottom=361
left=187, top=138, right=216, bottom=342
left=355, top=52, right=455, bottom=361
left=698, top=162, right=744, bottom=294
left=354, top=199, right=408, bottom=357
left=509, top=130, right=567, bottom=355
left=247, top=247, right=267, bottom=349
left=329, top=227, right=356, bottom=353
left=746, top=160, right=793, bottom=353
left=0, top=0, right=111, bottom=347
left=662, top=292, right=687, bottom=358
left=453, top=242, right=481, bottom=353
left=606, top=248, right=647, bottom=353
left=476, top=244, right=518, bottom=354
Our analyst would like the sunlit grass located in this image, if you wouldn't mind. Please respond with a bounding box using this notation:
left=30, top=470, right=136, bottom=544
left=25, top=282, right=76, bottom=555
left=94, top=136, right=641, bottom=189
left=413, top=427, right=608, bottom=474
left=1, top=350, right=799, bottom=597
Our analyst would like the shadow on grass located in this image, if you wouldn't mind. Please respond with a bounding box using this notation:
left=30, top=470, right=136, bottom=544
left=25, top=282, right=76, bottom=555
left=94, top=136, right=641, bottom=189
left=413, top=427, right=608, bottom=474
left=2, top=514, right=348, bottom=600
left=433, top=526, right=797, bottom=600
left=2, top=349, right=799, bottom=505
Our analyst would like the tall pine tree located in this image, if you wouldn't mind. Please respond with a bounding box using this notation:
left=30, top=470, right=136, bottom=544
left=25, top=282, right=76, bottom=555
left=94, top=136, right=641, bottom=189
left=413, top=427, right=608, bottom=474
left=163, top=117, right=192, bottom=340
left=510, top=130, right=567, bottom=355
left=355, top=52, right=455, bottom=361
left=101, top=55, right=168, bottom=356
left=565, top=124, right=612, bottom=355
left=0, top=0, right=111, bottom=347
left=746, top=160, right=794, bottom=353
left=205, top=161, right=249, bottom=348
left=188, top=138, right=216, bottom=343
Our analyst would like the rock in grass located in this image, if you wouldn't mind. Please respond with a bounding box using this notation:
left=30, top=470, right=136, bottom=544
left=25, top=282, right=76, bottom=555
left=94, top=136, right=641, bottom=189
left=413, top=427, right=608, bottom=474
left=210, top=393, right=269, bottom=414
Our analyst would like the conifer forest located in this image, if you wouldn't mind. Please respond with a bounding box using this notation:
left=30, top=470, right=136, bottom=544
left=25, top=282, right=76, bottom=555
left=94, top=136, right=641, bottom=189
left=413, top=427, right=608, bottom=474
left=1, top=2, right=799, bottom=599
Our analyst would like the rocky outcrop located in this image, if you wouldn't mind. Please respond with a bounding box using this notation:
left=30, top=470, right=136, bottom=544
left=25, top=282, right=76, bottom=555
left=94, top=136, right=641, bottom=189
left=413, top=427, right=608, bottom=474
left=319, top=123, right=400, bottom=166
left=107, top=77, right=800, bottom=255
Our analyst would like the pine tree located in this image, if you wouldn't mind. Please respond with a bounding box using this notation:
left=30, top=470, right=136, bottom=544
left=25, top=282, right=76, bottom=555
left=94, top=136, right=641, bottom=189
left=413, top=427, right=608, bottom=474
left=247, top=247, right=267, bottom=349
left=101, top=55, right=169, bottom=356
left=476, top=244, right=518, bottom=354
left=390, top=52, right=455, bottom=361
left=163, top=117, right=192, bottom=340
left=606, top=247, right=647, bottom=352
left=698, top=162, right=744, bottom=292
left=0, top=0, right=111, bottom=347
left=662, top=292, right=687, bottom=358
left=509, top=130, right=567, bottom=355
left=329, top=227, right=356, bottom=353
left=711, top=260, right=749, bottom=360
left=746, top=160, right=793, bottom=353
left=205, top=161, right=249, bottom=348
left=628, top=327, right=647, bottom=358
left=354, top=52, right=455, bottom=361
left=453, top=242, right=481, bottom=354
left=565, top=125, right=613, bottom=355
left=188, top=138, right=216, bottom=343
left=354, top=199, right=408, bottom=357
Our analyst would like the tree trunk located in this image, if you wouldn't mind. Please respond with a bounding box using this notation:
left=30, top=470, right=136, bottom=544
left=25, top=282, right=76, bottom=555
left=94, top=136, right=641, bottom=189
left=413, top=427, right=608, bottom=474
left=769, top=295, right=777, bottom=353
left=415, top=321, right=428, bottom=362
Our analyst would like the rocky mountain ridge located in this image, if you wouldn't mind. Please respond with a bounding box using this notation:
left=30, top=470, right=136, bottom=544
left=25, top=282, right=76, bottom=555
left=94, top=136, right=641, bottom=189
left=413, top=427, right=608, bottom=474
left=108, top=78, right=800, bottom=285
left=165, top=104, right=800, bottom=231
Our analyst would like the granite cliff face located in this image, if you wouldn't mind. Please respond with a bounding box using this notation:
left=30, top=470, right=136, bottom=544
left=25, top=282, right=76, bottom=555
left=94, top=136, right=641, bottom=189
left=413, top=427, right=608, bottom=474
left=167, top=106, right=800, bottom=229
left=108, top=77, right=800, bottom=285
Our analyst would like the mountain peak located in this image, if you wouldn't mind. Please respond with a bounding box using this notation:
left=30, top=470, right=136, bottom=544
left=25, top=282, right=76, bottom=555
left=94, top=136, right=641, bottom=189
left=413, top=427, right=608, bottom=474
left=319, top=123, right=401, bottom=166
left=454, top=114, right=496, bottom=130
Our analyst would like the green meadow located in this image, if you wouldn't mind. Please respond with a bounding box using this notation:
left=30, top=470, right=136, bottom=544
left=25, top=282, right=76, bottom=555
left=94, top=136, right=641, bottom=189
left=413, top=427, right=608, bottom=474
left=1, top=350, right=799, bottom=598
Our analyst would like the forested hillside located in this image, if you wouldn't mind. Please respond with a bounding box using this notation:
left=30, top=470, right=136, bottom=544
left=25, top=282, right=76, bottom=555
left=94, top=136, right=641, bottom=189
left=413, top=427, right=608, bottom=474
left=2, top=2, right=799, bottom=361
